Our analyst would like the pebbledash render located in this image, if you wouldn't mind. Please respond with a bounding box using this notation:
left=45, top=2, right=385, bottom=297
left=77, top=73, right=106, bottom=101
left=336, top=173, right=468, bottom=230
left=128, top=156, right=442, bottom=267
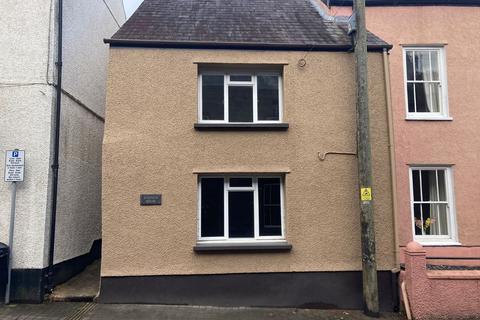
left=100, top=0, right=397, bottom=310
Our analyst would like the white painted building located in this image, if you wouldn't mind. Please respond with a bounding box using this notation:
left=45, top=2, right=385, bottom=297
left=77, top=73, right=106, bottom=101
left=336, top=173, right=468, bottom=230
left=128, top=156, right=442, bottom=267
left=0, top=0, right=125, bottom=302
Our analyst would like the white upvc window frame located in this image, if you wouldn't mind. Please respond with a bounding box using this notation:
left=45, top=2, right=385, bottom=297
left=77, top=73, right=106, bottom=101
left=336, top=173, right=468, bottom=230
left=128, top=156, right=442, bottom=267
left=408, top=166, right=459, bottom=245
left=402, top=46, right=450, bottom=120
left=198, top=71, right=283, bottom=124
left=197, top=175, right=286, bottom=244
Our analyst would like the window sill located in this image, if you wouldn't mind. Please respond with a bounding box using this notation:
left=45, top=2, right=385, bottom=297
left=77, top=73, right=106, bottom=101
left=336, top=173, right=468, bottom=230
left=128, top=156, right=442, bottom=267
left=405, top=116, right=453, bottom=121
left=193, top=241, right=292, bottom=253
left=415, top=241, right=462, bottom=247
left=194, top=123, right=289, bottom=131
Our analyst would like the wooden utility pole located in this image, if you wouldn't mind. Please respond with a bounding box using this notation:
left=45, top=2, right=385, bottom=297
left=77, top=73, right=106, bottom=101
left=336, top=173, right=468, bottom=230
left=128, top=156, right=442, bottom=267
left=352, top=0, right=380, bottom=316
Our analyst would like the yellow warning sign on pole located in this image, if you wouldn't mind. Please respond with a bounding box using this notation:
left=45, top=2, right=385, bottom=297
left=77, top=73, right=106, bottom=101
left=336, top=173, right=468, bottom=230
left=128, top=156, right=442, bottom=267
left=361, top=187, right=372, bottom=201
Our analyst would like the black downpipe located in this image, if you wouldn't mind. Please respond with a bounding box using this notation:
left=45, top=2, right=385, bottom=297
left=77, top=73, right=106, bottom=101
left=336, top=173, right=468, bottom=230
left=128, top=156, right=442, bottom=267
left=47, top=0, right=63, bottom=292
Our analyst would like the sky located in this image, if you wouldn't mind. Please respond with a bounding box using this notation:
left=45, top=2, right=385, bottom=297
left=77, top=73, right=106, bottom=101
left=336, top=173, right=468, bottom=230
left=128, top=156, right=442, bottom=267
left=123, top=0, right=144, bottom=18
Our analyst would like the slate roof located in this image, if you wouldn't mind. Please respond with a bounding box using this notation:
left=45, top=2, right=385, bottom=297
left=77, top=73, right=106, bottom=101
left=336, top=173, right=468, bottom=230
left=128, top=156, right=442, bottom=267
left=106, top=0, right=390, bottom=51
left=322, top=0, right=480, bottom=6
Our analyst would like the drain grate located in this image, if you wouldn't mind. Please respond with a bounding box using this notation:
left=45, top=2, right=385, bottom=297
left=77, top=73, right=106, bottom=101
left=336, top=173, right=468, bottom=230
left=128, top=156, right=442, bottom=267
left=64, top=302, right=96, bottom=320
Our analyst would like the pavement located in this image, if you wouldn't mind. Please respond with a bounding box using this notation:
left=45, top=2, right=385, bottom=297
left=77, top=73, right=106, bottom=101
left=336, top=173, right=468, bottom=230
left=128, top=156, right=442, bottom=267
left=0, top=302, right=405, bottom=320
left=14, top=261, right=405, bottom=319
left=50, top=260, right=100, bottom=302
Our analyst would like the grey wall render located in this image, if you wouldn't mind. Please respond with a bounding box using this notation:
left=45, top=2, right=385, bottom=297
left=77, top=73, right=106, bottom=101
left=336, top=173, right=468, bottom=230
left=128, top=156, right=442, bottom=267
left=53, top=0, right=125, bottom=264
left=0, top=0, right=56, bottom=269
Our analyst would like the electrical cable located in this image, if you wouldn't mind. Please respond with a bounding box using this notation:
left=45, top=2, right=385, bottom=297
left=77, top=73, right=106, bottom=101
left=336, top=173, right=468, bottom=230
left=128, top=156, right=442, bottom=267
left=102, top=0, right=122, bottom=28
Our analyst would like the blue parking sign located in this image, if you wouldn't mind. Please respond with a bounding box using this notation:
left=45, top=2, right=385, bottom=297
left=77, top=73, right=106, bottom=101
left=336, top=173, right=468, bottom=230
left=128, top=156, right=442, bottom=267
left=5, top=150, right=25, bottom=182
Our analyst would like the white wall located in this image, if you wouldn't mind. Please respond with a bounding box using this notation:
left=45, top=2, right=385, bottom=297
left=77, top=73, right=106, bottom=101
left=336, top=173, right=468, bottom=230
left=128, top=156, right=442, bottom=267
left=0, top=0, right=55, bottom=84
left=53, top=0, right=125, bottom=264
left=0, top=0, right=56, bottom=269
left=0, top=86, right=54, bottom=269
left=0, top=0, right=125, bottom=269
left=54, top=97, right=104, bottom=263
left=62, top=0, right=125, bottom=117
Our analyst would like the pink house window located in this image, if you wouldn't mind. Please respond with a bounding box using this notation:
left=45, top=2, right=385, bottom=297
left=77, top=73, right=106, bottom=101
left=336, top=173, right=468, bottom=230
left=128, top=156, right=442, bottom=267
left=403, top=47, right=449, bottom=120
left=409, top=167, right=458, bottom=244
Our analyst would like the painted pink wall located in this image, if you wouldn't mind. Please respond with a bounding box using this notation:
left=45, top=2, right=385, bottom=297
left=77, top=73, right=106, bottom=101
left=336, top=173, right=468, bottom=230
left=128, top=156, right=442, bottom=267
left=330, top=5, right=480, bottom=262
left=404, top=242, right=480, bottom=319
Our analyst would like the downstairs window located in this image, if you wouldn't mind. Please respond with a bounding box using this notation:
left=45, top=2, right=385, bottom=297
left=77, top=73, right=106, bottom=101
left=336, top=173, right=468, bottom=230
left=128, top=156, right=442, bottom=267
left=198, top=176, right=284, bottom=242
left=410, top=167, right=457, bottom=243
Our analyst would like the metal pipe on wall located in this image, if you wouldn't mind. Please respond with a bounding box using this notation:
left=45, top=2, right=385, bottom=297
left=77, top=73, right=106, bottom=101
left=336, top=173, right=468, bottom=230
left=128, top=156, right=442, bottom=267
left=383, top=48, right=400, bottom=266
left=47, top=0, right=63, bottom=292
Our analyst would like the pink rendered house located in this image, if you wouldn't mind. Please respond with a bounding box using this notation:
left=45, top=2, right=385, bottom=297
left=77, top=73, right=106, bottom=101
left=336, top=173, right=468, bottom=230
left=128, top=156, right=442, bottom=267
left=319, top=0, right=480, bottom=318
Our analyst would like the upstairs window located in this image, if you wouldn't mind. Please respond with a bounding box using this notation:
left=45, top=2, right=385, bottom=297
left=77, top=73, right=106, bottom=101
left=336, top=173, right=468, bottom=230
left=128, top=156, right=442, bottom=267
left=198, top=176, right=284, bottom=242
left=409, top=167, right=457, bottom=244
left=199, top=72, right=282, bottom=123
left=403, top=47, right=449, bottom=119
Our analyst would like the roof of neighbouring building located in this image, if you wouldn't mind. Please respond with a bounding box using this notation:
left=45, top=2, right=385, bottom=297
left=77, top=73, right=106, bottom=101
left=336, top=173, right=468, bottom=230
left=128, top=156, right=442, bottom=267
left=105, top=0, right=390, bottom=51
left=322, top=0, right=480, bottom=6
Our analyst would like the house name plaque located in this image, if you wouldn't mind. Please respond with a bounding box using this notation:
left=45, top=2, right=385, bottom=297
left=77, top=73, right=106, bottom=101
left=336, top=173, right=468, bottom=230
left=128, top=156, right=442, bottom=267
left=140, top=194, right=162, bottom=206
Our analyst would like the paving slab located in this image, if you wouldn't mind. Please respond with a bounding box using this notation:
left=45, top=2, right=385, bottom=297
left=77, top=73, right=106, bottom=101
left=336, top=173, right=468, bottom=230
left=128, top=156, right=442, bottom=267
left=0, top=302, right=88, bottom=320
left=50, top=260, right=100, bottom=302
left=0, top=302, right=405, bottom=320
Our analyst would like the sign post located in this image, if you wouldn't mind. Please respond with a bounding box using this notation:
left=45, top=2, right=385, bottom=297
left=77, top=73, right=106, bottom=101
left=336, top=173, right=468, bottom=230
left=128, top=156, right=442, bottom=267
left=4, top=149, right=25, bottom=304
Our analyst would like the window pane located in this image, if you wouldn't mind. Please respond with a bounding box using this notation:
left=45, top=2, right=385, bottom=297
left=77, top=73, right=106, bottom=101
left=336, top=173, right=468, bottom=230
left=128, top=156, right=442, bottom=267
left=421, top=170, right=437, bottom=201
left=415, top=83, right=432, bottom=112
left=437, top=170, right=447, bottom=201
left=228, top=191, right=254, bottom=238
left=431, top=51, right=440, bottom=81
left=407, top=83, right=415, bottom=113
left=229, top=178, right=252, bottom=187
left=201, top=178, right=224, bottom=237
left=230, top=75, right=252, bottom=82
left=228, top=86, right=253, bottom=122
left=258, top=178, right=282, bottom=236
left=415, top=51, right=431, bottom=81
left=430, top=83, right=441, bottom=113
left=413, top=204, right=423, bottom=235
left=257, top=75, right=280, bottom=121
left=406, top=51, right=415, bottom=81
left=429, top=203, right=449, bottom=236
left=412, top=170, right=421, bottom=201
left=202, top=75, right=224, bottom=120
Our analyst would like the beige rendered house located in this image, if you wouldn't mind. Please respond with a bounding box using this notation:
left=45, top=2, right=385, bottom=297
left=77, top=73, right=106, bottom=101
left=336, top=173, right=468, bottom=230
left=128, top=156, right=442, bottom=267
left=101, top=0, right=397, bottom=311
